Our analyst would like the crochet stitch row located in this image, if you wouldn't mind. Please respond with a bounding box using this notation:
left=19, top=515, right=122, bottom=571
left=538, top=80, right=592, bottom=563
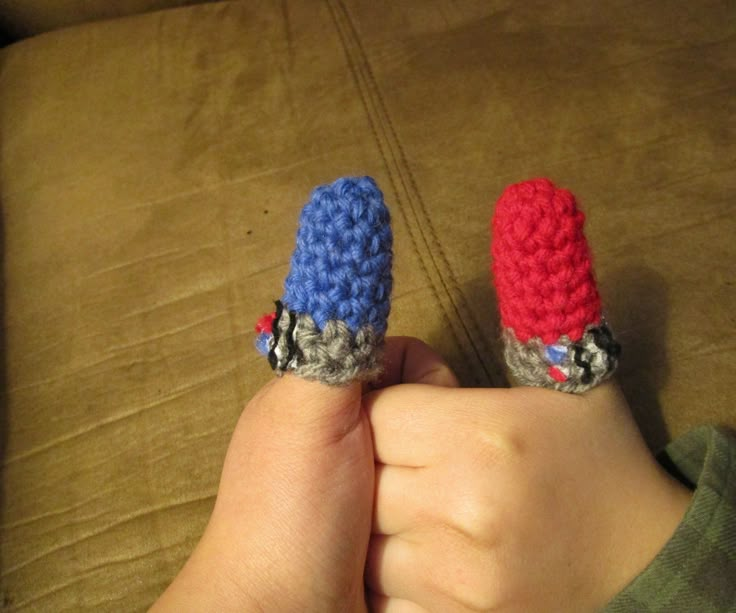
left=502, top=323, right=620, bottom=393
left=266, top=301, right=382, bottom=385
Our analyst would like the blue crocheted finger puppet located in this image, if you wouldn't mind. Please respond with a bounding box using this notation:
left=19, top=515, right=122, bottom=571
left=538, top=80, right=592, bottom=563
left=255, top=176, right=393, bottom=385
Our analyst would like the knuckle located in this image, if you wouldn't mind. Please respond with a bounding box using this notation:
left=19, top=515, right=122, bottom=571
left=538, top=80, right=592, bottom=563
left=420, top=516, right=510, bottom=611
left=445, top=569, right=499, bottom=612
left=473, top=425, right=527, bottom=466
left=450, top=489, right=500, bottom=543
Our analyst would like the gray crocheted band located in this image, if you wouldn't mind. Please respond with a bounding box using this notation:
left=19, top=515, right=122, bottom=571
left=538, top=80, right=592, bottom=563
left=503, top=322, right=621, bottom=393
left=267, top=302, right=383, bottom=386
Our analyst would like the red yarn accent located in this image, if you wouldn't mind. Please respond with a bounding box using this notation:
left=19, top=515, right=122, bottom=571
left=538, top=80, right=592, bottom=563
left=491, top=178, right=602, bottom=344
left=548, top=366, right=567, bottom=382
left=255, top=312, right=276, bottom=334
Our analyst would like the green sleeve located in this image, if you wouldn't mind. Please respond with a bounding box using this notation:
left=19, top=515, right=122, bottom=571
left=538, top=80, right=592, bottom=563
left=604, top=425, right=736, bottom=612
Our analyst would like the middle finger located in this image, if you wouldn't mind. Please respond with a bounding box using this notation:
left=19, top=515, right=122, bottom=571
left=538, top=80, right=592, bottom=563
left=373, top=463, right=433, bottom=536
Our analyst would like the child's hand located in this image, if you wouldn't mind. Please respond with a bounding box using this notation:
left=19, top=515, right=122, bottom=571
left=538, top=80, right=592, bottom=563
left=364, top=349, right=692, bottom=612
left=152, top=375, right=374, bottom=612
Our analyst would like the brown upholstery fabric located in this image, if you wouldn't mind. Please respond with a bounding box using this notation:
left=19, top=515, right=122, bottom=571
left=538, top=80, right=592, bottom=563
left=0, top=1, right=734, bottom=610
left=0, top=0, right=217, bottom=40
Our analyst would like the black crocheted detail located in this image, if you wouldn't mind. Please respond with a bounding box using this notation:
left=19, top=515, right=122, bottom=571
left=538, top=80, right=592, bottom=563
left=572, top=345, right=593, bottom=385
left=285, top=309, right=298, bottom=365
left=589, top=324, right=622, bottom=371
left=268, top=300, right=284, bottom=371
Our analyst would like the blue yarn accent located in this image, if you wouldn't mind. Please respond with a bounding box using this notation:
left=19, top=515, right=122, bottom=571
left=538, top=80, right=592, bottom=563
left=255, top=333, right=271, bottom=356
left=544, top=344, right=567, bottom=365
left=282, top=176, right=393, bottom=335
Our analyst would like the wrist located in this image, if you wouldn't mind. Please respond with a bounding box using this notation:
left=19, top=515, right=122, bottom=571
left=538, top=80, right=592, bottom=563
left=593, top=447, right=693, bottom=608
left=572, top=384, right=693, bottom=608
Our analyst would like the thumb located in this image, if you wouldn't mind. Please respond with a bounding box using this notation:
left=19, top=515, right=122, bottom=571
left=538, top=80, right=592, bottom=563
left=253, top=374, right=364, bottom=445
left=252, top=175, right=393, bottom=436
left=490, top=179, right=620, bottom=393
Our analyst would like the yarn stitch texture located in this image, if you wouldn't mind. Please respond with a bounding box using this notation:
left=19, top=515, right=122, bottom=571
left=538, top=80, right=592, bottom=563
left=491, top=178, right=620, bottom=393
left=256, top=176, right=392, bottom=385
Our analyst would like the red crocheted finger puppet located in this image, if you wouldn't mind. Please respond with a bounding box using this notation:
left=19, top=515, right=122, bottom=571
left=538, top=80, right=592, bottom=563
left=491, top=178, right=620, bottom=393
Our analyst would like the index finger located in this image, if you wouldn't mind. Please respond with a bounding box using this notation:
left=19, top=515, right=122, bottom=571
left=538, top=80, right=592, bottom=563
left=370, top=336, right=459, bottom=390
left=363, top=384, right=518, bottom=467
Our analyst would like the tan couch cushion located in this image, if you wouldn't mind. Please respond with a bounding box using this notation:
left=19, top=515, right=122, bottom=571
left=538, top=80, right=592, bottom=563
left=0, top=0, right=218, bottom=40
left=1, top=1, right=734, bottom=610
